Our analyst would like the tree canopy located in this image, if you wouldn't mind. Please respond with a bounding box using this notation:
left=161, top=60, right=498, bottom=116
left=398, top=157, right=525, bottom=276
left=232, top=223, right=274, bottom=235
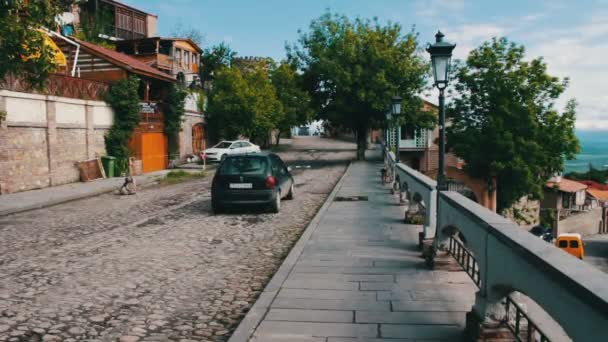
left=200, top=43, right=237, bottom=84
left=446, top=37, right=580, bottom=211
left=289, top=12, right=434, bottom=159
left=270, top=61, right=314, bottom=145
left=0, top=0, right=71, bottom=88
left=207, top=65, right=282, bottom=146
left=170, top=23, right=204, bottom=46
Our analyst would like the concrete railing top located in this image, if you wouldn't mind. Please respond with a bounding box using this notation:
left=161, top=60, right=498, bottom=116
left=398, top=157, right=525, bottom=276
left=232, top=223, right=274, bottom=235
left=382, top=144, right=436, bottom=190
left=395, top=162, right=437, bottom=190
left=440, top=190, right=608, bottom=323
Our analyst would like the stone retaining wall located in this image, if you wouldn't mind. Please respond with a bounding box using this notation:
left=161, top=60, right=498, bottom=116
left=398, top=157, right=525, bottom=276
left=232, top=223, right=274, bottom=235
left=0, top=90, right=113, bottom=194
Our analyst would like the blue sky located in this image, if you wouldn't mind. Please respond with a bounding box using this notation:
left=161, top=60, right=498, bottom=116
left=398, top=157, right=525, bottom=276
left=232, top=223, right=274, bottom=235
left=124, top=0, right=608, bottom=129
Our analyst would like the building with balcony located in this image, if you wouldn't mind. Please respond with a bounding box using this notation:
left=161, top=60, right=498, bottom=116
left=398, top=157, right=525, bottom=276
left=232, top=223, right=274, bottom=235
left=385, top=100, right=496, bottom=211
left=385, top=100, right=442, bottom=173
left=115, top=37, right=202, bottom=86
left=72, top=0, right=158, bottom=40
left=53, top=37, right=177, bottom=173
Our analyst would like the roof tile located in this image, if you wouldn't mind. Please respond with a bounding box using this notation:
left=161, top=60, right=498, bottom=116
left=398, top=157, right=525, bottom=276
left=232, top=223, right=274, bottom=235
left=546, top=178, right=588, bottom=193
left=74, top=38, right=175, bottom=82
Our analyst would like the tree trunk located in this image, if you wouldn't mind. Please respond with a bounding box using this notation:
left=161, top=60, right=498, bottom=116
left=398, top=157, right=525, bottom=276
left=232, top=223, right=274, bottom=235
left=356, top=125, right=367, bottom=160
left=275, top=130, right=281, bottom=146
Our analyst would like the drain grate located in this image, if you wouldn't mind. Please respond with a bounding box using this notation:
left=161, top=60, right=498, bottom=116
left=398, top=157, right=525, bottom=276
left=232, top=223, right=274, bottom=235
left=335, top=195, right=368, bottom=202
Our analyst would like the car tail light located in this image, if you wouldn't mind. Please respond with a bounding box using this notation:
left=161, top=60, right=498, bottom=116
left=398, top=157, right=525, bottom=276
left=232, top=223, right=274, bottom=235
left=265, top=176, right=276, bottom=189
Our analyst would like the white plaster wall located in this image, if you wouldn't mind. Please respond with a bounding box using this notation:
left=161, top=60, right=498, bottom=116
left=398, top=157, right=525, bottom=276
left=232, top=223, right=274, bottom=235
left=93, top=105, right=114, bottom=127
left=185, top=93, right=199, bottom=112
left=5, top=96, right=47, bottom=123
left=56, top=102, right=86, bottom=125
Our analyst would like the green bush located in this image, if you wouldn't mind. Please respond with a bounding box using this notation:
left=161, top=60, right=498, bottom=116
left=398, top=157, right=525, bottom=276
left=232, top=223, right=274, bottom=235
left=104, top=76, right=141, bottom=175
left=166, top=170, right=190, bottom=179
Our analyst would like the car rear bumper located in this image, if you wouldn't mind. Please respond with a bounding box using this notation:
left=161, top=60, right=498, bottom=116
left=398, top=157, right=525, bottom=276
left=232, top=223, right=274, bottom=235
left=213, top=189, right=276, bottom=205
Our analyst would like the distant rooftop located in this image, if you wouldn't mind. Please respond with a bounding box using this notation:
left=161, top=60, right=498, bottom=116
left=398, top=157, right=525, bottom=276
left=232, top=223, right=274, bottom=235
left=546, top=178, right=588, bottom=193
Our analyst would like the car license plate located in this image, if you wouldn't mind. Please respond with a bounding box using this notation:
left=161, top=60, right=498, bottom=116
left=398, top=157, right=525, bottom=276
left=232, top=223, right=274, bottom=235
left=229, top=183, right=253, bottom=189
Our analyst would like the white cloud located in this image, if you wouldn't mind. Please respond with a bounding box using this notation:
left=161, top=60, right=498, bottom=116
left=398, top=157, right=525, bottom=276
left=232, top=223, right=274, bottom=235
left=414, top=0, right=465, bottom=23
left=447, top=23, right=508, bottom=59
left=526, top=15, right=608, bottom=128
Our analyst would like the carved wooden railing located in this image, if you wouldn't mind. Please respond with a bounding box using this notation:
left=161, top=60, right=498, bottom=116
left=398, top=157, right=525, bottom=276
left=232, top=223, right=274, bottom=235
left=0, top=73, right=109, bottom=101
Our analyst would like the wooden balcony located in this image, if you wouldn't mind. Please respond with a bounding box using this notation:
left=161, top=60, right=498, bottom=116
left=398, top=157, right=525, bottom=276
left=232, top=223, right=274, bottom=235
left=0, top=73, right=109, bottom=101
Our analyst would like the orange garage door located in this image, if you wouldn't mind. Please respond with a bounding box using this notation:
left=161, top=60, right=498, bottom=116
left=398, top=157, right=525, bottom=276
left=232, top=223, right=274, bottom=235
left=141, top=133, right=167, bottom=173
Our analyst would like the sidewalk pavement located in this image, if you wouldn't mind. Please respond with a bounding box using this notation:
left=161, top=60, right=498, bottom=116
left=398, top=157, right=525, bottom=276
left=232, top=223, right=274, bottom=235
left=0, top=166, right=213, bottom=217
left=229, top=151, right=477, bottom=341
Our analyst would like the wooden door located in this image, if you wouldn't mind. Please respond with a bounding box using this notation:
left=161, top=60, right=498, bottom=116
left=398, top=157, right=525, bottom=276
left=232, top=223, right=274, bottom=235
left=141, top=133, right=167, bottom=172
left=192, top=123, right=206, bottom=154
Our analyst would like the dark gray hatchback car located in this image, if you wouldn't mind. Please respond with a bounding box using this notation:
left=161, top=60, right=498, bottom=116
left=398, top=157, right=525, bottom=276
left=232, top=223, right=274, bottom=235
left=211, top=152, right=294, bottom=213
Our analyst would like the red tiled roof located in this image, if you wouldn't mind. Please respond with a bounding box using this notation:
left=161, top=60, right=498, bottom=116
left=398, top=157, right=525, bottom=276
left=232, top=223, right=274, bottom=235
left=74, top=38, right=175, bottom=82
left=587, top=188, right=608, bottom=201
left=546, top=178, right=588, bottom=193
left=579, top=180, right=608, bottom=191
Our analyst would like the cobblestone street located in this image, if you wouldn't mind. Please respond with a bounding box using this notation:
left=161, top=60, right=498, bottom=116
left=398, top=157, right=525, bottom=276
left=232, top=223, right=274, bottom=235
left=0, top=137, right=355, bottom=342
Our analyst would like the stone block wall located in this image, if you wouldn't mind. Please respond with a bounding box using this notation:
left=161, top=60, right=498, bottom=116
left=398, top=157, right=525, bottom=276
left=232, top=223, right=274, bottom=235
left=0, top=90, right=114, bottom=194
left=0, top=126, right=50, bottom=193
left=53, top=128, right=88, bottom=186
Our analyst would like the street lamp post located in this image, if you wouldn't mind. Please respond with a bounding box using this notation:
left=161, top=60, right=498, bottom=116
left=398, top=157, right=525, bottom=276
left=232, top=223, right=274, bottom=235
left=391, top=95, right=402, bottom=163
left=426, top=31, right=455, bottom=191
left=385, top=111, right=392, bottom=154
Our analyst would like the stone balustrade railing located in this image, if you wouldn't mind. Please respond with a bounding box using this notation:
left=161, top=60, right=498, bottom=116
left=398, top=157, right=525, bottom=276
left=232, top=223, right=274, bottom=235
left=381, top=144, right=608, bottom=341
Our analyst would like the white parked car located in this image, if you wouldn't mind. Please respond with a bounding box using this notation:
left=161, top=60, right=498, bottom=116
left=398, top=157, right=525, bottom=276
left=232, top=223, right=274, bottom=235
left=203, top=140, right=261, bottom=162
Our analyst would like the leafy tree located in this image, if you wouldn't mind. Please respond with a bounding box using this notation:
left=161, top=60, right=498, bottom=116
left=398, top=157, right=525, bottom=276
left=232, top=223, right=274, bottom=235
left=207, top=66, right=282, bottom=146
left=200, top=43, right=236, bottom=84
left=76, top=1, right=116, bottom=49
left=565, top=164, right=608, bottom=184
left=104, top=76, right=141, bottom=173
left=163, top=84, right=188, bottom=160
left=170, top=23, right=204, bottom=45
left=271, top=61, right=314, bottom=145
left=446, top=37, right=580, bottom=212
left=289, top=12, right=434, bottom=159
left=0, top=0, right=71, bottom=88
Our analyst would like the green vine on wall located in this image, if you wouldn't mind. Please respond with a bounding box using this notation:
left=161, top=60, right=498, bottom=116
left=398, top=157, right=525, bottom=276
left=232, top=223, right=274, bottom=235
left=0, top=110, right=7, bottom=123
left=163, top=83, right=188, bottom=160
left=104, top=76, right=141, bottom=174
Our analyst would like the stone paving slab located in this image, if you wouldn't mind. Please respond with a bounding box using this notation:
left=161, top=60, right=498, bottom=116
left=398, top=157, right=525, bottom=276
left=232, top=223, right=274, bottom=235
left=380, top=324, right=462, bottom=339
left=277, top=288, right=379, bottom=300
left=229, top=156, right=476, bottom=341
left=266, top=309, right=354, bottom=323
left=355, top=311, right=465, bottom=325
left=253, top=321, right=378, bottom=338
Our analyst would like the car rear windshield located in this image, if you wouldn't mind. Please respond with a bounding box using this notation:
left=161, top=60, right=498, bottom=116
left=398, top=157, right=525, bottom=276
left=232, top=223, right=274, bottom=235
left=219, top=156, right=268, bottom=175
left=214, top=142, right=232, bottom=149
left=558, top=240, right=568, bottom=248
